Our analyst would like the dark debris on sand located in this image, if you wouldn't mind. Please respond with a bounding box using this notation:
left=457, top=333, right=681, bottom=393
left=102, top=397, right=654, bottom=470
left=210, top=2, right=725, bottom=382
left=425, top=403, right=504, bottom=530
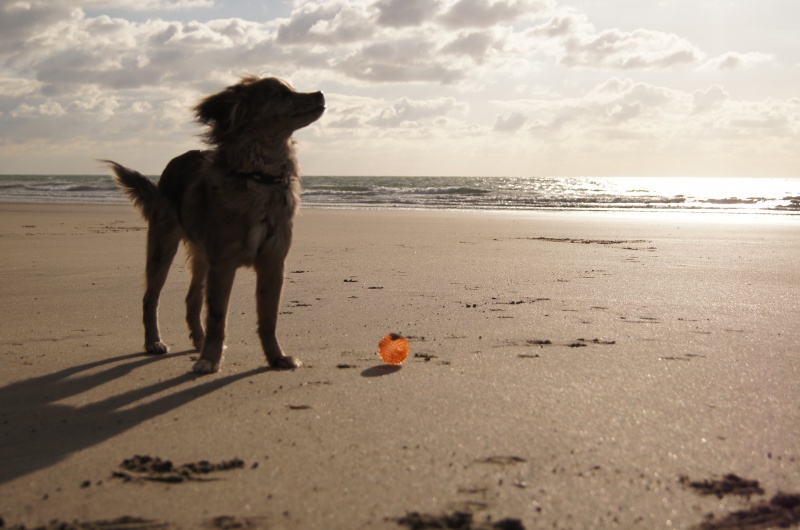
left=681, top=474, right=800, bottom=530
left=680, top=474, right=765, bottom=499
left=205, top=516, right=265, bottom=529
left=0, top=516, right=171, bottom=530
left=0, top=515, right=269, bottom=530
left=392, top=511, right=525, bottom=530
left=112, top=455, right=244, bottom=483
left=474, top=456, right=527, bottom=466
left=695, top=492, right=800, bottom=530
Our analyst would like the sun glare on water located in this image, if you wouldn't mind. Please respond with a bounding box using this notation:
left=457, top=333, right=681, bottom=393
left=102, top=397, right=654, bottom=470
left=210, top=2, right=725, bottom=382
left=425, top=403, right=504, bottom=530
left=605, top=177, right=796, bottom=212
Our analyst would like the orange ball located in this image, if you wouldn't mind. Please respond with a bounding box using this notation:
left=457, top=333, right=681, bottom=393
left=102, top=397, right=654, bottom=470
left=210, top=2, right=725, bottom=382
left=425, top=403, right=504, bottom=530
left=378, top=333, right=409, bottom=365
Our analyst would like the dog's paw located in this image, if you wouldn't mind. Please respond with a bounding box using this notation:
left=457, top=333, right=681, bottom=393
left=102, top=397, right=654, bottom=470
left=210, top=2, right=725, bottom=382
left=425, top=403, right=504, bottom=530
left=269, top=356, right=302, bottom=370
left=192, top=359, right=220, bottom=374
left=145, top=341, right=169, bottom=354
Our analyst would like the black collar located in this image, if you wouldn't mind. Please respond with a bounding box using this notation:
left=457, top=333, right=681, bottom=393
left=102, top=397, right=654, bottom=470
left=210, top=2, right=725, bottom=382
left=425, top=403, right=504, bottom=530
left=228, top=168, right=289, bottom=185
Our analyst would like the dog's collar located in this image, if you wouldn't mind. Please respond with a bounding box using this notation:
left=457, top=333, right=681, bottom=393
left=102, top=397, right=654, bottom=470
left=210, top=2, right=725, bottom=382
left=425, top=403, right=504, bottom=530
left=228, top=168, right=289, bottom=185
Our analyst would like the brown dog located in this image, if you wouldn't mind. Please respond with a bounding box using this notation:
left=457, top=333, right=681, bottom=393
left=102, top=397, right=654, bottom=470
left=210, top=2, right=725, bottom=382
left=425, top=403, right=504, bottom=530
left=104, top=76, right=324, bottom=373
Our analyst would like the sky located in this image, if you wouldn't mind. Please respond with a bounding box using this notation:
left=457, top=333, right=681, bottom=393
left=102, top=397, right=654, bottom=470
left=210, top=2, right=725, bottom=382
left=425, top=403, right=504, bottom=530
left=0, top=0, right=798, bottom=177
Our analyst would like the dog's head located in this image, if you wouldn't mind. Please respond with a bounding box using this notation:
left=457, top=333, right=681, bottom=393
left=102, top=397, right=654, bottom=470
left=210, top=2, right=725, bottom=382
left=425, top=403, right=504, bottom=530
left=194, top=76, right=325, bottom=146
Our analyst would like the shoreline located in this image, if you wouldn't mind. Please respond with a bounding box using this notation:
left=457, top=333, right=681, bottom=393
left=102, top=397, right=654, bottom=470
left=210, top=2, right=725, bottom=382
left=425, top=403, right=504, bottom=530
left=1, top=203, right=798, bottom=529
left=3, top=174, right=800, bottom=215
left=2, top=199, right=800, bottom=220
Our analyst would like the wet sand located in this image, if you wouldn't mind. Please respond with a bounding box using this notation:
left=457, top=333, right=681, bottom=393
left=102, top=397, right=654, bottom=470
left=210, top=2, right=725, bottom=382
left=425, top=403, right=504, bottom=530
left=0, top=204, right=798, bottom=529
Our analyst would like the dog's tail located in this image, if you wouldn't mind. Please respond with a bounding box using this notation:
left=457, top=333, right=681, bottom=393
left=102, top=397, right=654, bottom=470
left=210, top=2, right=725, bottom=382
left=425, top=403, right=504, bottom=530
left=102, top=160, right=158, bottom=222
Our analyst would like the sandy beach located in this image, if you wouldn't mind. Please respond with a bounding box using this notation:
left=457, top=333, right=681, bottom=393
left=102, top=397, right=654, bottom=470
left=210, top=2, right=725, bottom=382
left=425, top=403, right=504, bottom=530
left=0, top=203, right=798, bottom=530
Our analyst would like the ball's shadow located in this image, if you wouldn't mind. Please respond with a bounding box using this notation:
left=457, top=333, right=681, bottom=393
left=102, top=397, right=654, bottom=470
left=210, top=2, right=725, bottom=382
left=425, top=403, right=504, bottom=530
left=360, top=365, right=402, bottom=378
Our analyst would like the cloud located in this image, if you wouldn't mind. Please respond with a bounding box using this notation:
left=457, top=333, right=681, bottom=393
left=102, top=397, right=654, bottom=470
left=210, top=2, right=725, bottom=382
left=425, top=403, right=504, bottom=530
left=9, top=103, right=37, bottom=119
left=493, top=111, right=526, bottom=131
left=693, top=85, right=728, bottom=113
left=522, top=76, right=800, bottom=161
left=82, top=0, right=214, bottom=9
left=729, top=104, right=790, bottom=132
left=3, top=12, right=279, bottom=94
left=528, top=12, right=584, bottom=38
left=439, top=0, right=551, bottom=29
left=562, top=28, right=700, bottom=70
left=327, top=115, right=362, bottom=128
left=0, top=2, right=74, bottom=54
left=0, top=77, right=42, bottom=98
left=526, top=77, right=679, bottom=137
left=375, top=0, right=441, bottom=27
left=124, top=0, right=214, bottom=8
left=700, top=52, right=775, bottom=71
left=276, top=1, right=374, bottom=45
left=440, top=30, right=502, bottom=62
left=594, top=78, right=673, bottom=107
left=525, top=12, right=701, bottom=70
left=0, top=0, right=210, bottom=54
left=339, top=37, right=468, bottom=84
left=0, top=1, right=796, bottom=176
left=0, top=0, right=706, bottom=104
left=1, top=3, right=479, bottom=94
left=367, top=97, right=468, bottom=127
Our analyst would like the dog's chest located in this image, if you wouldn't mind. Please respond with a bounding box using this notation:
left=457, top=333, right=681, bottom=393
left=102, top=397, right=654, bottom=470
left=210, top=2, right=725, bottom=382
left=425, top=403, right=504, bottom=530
left=240, top=181, right=295, bottom=257
left=246, top=217, right=272, bottom=254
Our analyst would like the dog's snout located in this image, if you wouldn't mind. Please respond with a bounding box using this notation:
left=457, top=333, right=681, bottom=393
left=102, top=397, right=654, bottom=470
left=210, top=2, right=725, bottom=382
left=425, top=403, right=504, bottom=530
left=315, top=91, right=325, bottom=107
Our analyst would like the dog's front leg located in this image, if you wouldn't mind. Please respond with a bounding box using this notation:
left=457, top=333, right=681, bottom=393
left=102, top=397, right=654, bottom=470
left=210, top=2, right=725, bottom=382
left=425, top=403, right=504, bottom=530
left=192, top=264, right=236, bottom=374
left=256, top=252, right=301, bottom=370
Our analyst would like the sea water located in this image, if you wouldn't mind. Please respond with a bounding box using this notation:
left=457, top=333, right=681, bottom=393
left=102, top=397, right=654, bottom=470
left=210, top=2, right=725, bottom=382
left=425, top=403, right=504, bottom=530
left=1, top=174, right=799, bottom=215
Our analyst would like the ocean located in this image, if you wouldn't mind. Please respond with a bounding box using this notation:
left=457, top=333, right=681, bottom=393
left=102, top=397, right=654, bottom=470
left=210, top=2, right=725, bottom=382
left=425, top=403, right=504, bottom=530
left=1, top=174, right=799, bottom=215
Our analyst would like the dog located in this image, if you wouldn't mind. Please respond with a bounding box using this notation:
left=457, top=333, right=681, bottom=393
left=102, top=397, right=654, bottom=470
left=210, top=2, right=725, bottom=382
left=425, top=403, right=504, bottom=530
left=104, top=76, right=325, bottom=374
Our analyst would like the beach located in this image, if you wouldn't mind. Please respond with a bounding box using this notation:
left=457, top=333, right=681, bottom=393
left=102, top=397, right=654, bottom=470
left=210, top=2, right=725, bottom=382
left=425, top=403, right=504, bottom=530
left=0, top=203, right=798, bottom=529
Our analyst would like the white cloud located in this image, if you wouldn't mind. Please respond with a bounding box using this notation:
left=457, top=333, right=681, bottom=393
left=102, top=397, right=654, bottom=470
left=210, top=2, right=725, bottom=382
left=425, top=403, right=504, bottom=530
left=493, top=111, right=526, bottom=131
left=79, top=0, right=213, bottom=9
left=561, top=27, right=700, bottom=70
left=700, top=52, right=775, bottom=71
left=727, top=102, right=791, bottom=133
left=375, top=0, right=441, bottom=27
left=439, top=0, right=552, bottom=29
left=526, top=78, right=681, bottom=138
left=528, top=12, right=585, bottom=38
left=0, top=2, right=74, bottom=53
left=338, top=36, right=468, bottom=84
left=0, top=1, right=797, bottom=176
left=523, top=12, right=701, bottom=70
left=367, top=97, right=468, bottom=127
left=693, top=85, right=728, bottom=114
left=440, top=29, right=503, bottom=63
left=39, top=99, right=66, bottom=116
left=0, top=0, right=211, bottom=55
left=521, top=77, right=800, bottom=163
left=276, top=1, right=374, bottom=45
left=10, top=103, right=37, bottom=118
left=0, top=77, right=42, bottom=97
left=126, top=0, right=214, bottom=9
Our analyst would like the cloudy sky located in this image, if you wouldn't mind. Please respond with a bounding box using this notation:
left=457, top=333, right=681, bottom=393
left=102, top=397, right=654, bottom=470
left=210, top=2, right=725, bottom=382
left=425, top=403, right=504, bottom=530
left=1, top=0, right=798, bottom=177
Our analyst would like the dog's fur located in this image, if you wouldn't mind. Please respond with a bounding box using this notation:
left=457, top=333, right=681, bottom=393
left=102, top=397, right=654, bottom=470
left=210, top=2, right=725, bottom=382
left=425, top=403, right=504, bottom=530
left=104, top=76, right=325, bottom=374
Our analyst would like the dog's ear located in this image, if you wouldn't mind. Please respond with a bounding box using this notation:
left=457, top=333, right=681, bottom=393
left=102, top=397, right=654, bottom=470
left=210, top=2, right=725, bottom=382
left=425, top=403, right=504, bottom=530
left=194, top=76, right=260, bottom=144
left=194, top=88, right=241, bottom=129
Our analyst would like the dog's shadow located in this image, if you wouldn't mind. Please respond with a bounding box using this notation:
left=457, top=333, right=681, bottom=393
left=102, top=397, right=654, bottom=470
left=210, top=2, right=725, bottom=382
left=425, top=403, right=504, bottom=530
left=0, top=351, right=263, bottom=485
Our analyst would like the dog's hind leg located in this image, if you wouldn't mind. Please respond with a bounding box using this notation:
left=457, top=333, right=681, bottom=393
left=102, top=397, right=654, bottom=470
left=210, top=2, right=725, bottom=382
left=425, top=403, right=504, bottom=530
left=255, top=244, right=301, bottom=370
left=184, top=243, right=207, bottom=351
left=143, top=224, right=180, bottom=354
left=192, top=263, right=236, bottom=374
